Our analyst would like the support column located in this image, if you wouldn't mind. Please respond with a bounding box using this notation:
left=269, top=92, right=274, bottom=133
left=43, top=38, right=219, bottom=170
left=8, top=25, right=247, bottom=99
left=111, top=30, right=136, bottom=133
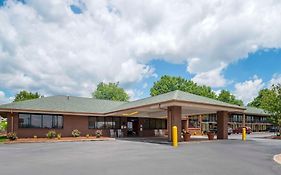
left=217, top=111, right=229, bottom=139
left=242, top=113, right=246, bottom=127
left=167, top=106, right=182, bottom=142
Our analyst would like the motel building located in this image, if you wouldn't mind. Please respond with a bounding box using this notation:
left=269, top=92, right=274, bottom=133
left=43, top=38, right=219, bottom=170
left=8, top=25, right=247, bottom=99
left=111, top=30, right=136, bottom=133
left=186, top=107, right=272, bottom=135
left=0, top=90, right=271, bottom=141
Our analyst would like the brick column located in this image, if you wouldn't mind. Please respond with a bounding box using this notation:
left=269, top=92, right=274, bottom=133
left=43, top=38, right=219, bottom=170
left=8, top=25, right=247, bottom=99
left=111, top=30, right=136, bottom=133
left=167, top=106, right=182, bottom=142
left=217, top=111, right=229, bottom=139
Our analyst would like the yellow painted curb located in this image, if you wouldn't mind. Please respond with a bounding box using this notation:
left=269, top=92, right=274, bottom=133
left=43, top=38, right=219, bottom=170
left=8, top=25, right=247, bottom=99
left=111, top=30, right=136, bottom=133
left=273, top=154, right=281, bottom=165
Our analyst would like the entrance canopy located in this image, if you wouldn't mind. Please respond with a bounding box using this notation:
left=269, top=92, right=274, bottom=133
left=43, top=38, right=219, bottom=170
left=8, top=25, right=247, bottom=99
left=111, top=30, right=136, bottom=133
left=106, top=90, right=245, bottom=118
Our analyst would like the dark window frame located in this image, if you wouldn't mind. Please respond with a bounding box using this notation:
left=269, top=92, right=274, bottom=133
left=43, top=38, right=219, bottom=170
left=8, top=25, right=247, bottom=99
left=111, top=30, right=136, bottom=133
left=88, top=116, right=122, bottom=129
left=142, top=118, right=167, bottom=129
left=18, top=113, right=63, bottom=129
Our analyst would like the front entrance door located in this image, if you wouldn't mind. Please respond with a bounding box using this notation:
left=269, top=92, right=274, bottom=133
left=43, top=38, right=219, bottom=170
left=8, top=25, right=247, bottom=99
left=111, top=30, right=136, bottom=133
left=127, top=118, right=139, bottom=137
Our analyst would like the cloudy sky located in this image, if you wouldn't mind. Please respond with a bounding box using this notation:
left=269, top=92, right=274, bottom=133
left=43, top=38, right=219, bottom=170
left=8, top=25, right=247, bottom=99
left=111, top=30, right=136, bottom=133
left=0, top=0, right=281, bottom=105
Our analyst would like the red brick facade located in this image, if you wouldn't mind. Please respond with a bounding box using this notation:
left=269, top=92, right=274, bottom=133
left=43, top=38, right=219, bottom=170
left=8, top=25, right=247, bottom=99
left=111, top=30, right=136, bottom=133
left=6, top=113, right=163, bottom=138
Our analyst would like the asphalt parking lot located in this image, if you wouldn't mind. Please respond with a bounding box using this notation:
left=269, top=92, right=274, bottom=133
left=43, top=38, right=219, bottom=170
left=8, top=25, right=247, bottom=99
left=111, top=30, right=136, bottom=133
left=0, top=133, right=280, bottom=175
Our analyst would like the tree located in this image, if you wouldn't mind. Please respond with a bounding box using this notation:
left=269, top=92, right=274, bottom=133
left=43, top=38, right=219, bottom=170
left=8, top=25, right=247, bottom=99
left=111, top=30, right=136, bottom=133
left=13, top=90, right=43, bottom=102
left=150, top=75, right=217, bottom=99
left=0, top=119, right=7, bottom=131
left=93, top=82, right=129, bottom=101
left=248, top=85, right=281, bottom=130
left=248, top=89, right=274, bottom=108
left=217, top=90, right=244, bottom=106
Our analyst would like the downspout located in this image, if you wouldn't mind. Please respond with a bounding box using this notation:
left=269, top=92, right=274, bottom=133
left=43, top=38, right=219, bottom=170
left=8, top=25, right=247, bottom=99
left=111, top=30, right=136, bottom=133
left=10, top=110, right=13, bottom=132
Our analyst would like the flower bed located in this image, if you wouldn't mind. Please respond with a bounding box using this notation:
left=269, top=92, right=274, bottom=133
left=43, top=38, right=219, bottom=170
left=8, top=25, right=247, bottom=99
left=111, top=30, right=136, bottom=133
left=4, top=136, right=114, bottom=144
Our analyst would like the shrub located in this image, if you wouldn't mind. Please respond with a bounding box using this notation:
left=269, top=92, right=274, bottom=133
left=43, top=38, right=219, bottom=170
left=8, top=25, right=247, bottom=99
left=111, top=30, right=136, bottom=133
left=57, top=133, right=61, bottom=139
left=277, top=132, right=281, bottom=137
left=86, top=134, right=90, bottom=138
left=7, top=132, right=17, bottom=141
left=95, top=130, right=102, bottom=138
left=46, top=130, right=57, bottom=139
left=33, top=135, right=37, bottom=139
left=0, top=120, right=7, bottom=131
left=72, top=129, right=81, bottom=137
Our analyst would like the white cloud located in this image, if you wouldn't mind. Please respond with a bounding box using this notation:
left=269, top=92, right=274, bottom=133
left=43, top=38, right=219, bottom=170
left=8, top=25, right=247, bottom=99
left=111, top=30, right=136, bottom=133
left=1, top=0, right=281, bottom=96
left=269, top=74, right=281, bottom=87
left=234, top=76, right=265, bottom=104
left=192, top=63, right=227, bottom=87
left=214, top=89, right=222, bottom=96
left=125, top=89, right=144, bottom=101
left=0, top=91, right=12, bottom=104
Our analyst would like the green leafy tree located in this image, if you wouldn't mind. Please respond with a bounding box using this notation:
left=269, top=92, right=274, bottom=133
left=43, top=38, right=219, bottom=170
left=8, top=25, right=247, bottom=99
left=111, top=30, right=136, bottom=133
left=217, top=90, right=244, bottom=106
left=93, top=82, right=129, bottom=101
left=0, top=120, right=7, bottom=131
left=13, top=90, right=43, bottom=102
left=248, top=89, right=274, bottom=108
left=150, top=75, right=217, bottom=99
left=248, top=85, right=281, bottom=129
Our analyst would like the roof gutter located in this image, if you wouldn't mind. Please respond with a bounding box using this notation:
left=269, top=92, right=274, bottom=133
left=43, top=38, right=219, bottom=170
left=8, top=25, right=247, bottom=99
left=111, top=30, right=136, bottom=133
left=0, top=108, right=105, bottom=116
left=104, top=99, right=246, bottom=115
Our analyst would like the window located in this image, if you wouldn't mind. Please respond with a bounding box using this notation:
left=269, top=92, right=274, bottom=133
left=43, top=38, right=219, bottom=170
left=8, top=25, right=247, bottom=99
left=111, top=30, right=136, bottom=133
left=18, top=113, right=63, bottom=129
left=105, top=117, right=113, bottom=129
left=53, top=115, right=63, bottom=129
left=89, top=117, right=97, bottom=129
left=149, top=119, right=156, bottom=129
left=161, top=120, right=167, bottom=129
left=156, top=119, right=163, bottom=129
left=42, top=115, right=53, bottom=128
left=189, top=116, right=199, bottom=128
left=113, top=117, right=121, bottom=129
left=19, top=114, right=31, bottom=128
left=89, top=117, right=122, bottom=129
left=96, top=117, right=105, bottom=129
left=31, top=114, right=42, bottom=128
left=142, top=118, right=166, bottom=129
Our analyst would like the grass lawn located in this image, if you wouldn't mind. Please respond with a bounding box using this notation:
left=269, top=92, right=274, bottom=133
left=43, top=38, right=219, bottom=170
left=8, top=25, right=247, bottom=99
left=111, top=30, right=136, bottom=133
left=0, top=136, right=7, bottom=143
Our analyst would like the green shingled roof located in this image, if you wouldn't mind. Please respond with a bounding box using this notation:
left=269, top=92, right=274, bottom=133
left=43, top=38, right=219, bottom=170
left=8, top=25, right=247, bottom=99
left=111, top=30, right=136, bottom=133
left=0, top=90, right=245, bottom=114
left=110, top=90, right=245, bottom=112
left=0, top=96, right=126, bottom=114
left=244, top=106, right=269, bottom=116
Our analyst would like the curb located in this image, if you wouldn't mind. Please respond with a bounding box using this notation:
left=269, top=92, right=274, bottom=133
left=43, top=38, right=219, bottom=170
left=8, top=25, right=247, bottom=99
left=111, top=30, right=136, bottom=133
left=3, top=138, right=115, bottom=144
left=273, top=154, right=281, bottom=165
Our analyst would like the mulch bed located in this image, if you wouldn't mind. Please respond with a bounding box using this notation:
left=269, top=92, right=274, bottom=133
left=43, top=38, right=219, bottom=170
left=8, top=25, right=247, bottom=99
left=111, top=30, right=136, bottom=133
left=4, top=136, right=115, bottom=144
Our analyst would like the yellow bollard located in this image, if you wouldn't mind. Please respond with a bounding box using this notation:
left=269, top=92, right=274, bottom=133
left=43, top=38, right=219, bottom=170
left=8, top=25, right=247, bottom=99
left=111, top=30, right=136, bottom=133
left=172, top=126, right=178, bottom=147
left=242, top=127, right=246, bottom=141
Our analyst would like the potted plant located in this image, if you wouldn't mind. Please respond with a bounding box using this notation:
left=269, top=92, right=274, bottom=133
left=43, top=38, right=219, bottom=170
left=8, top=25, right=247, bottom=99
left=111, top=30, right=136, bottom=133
left=86, top=134, right=90, bottom=138
left=57, top=133, right=61, bottom=140
left=95, top=130, right=102, bottom=138
left=46, top=130, right=57, bottom=139
left=207, top=131, right=215, bottom=140
left=182, top=129, right=191, bottom=141
left=72, top=129, right=81, bottom=137
left=7, top=132, right=17, bottom=141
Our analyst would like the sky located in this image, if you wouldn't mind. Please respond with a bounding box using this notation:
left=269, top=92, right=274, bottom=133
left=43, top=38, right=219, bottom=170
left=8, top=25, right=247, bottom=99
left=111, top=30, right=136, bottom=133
left=0, top=0, right=281, bottom=105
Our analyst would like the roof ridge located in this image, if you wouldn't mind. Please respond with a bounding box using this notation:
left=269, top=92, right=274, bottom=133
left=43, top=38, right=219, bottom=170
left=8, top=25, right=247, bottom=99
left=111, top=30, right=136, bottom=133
left=60, top=96, right=127, bottom=103
left=173, top=90, right=180, bottom=99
